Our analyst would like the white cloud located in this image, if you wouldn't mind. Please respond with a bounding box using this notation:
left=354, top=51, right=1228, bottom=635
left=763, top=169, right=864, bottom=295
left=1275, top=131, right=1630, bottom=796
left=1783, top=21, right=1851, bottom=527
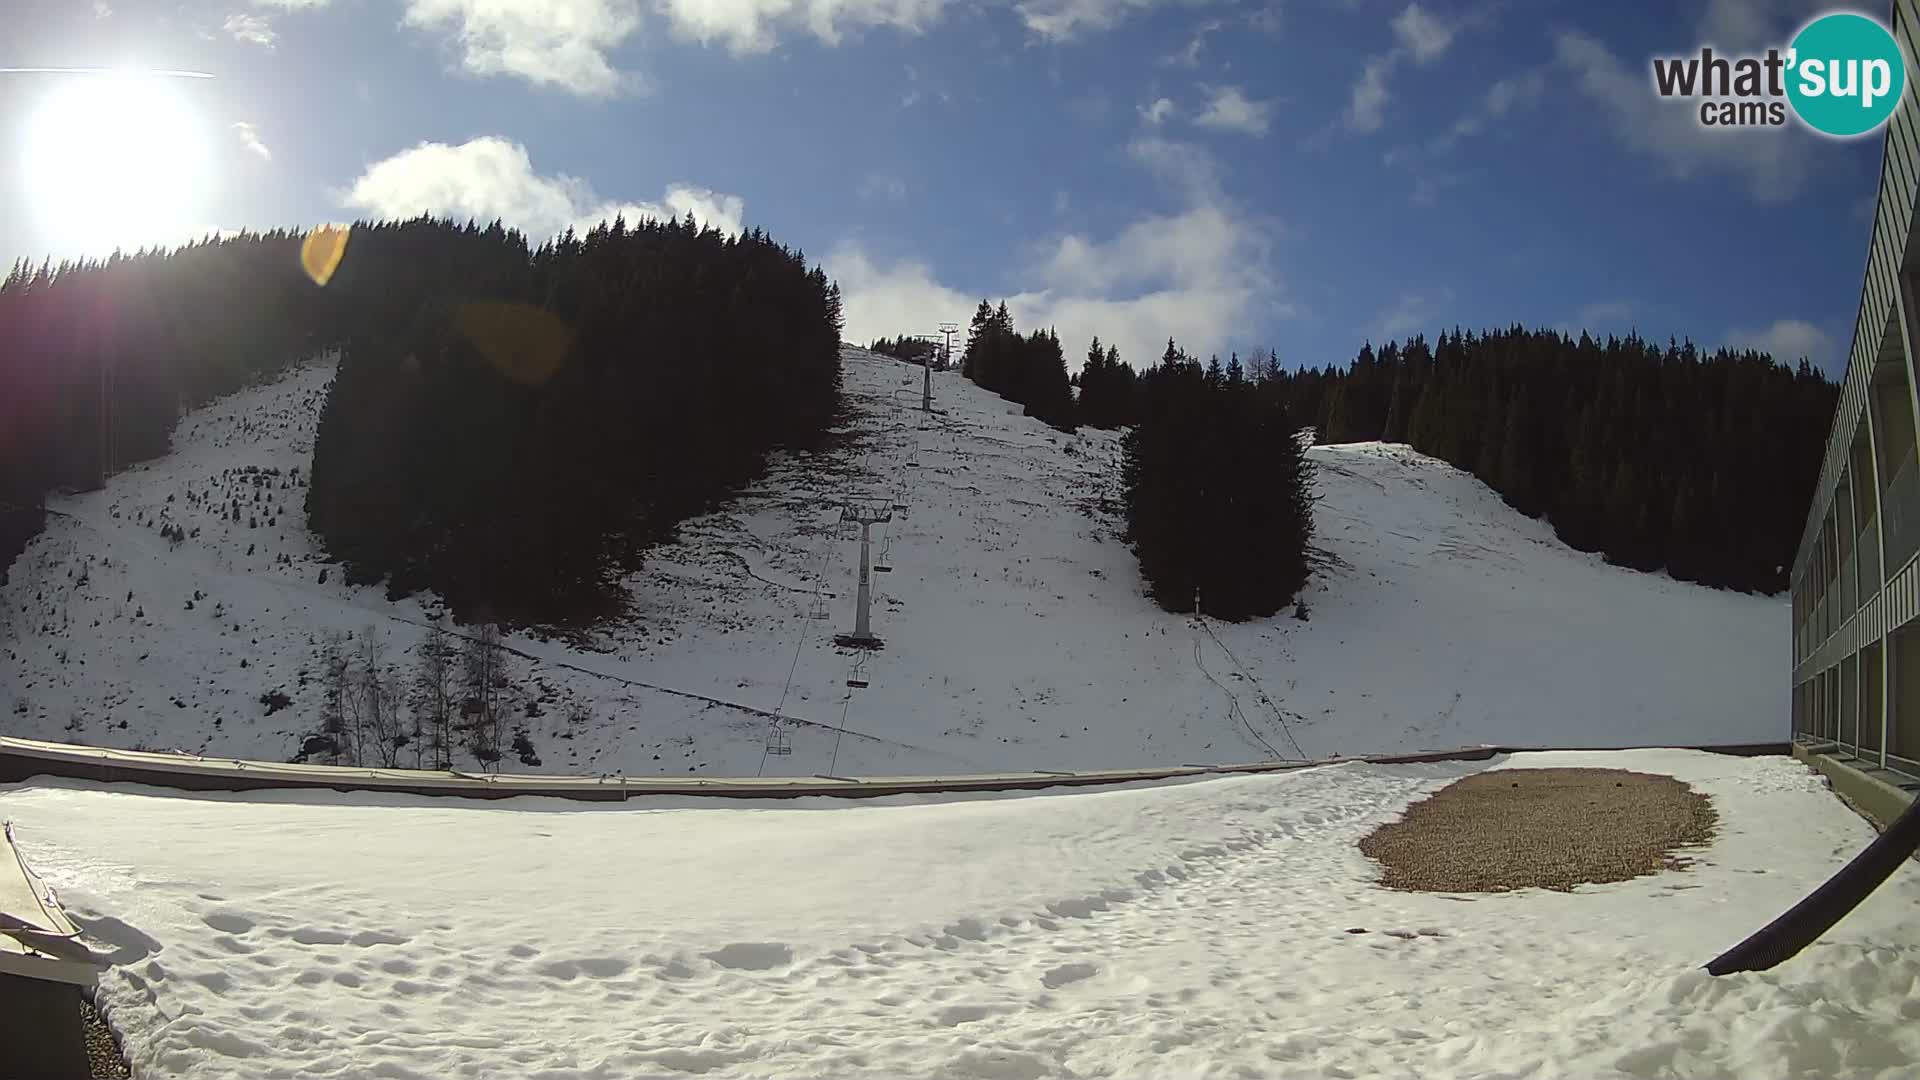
left=1343, top=2, right=1458, bottom=133
left=858, top=171, right=908, bottom=202
left=1725, top=318, right=1835, bottom=367
left=226, top=0, right=333, bottom=47
left=657, top=0, right=948, bottom=55
left=401, top=0, right=642, bottom=96
left=1160, top=18, right=1221, bottom=67
left=1390, top=2, right=1452, bottom=62
left=1381, top=65, right=1541, bottom=203
left=1699, top=0, right=1822, bottom=52
left=1433, top=67, right=1544, bottom=150
left=1015, top=0, right=1179, bottom=41
left=1026, top=203, right=1253, bottom=297
left=1345, top=56, right=1391, bottom=132
left=828, top=138, right=1287, bottom=372
left=1126, top=135, right=1221, bottom=200
left=1140, top=97, right=1177, bottom=126
left=1372, top=288, right=1451, bottom=341
left=232, top=121, right=272, bottom=162
left=1483, top=67, right=1546, bottom=116
left=339, top=136, right=745, bottom=239
left=93, top=1, right=112, bottom=17
left=1194, top=85, right=1272, bottom=136
left=1577, top=300, right=1635, bottom=328
left=382, top=0, right=1201, bottom=78
left=1555, top=30, right=1810, bottom=202
left=224, top=13, right=277, bottom=47
left=826, top=247, right=979, bottom=342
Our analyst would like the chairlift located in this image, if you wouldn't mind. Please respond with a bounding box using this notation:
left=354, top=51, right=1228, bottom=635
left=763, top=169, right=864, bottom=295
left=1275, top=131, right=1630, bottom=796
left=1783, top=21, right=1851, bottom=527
left=846, top=675, right=870, bottom=688
left=765, top=726, right=792, bottom=756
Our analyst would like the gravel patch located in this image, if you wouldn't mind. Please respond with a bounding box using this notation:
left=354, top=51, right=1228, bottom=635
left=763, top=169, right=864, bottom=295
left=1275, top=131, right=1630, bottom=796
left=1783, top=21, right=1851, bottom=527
left=1359, top=767, right=1718, bottom=893
left=82, top=995, right=129, bottom=1079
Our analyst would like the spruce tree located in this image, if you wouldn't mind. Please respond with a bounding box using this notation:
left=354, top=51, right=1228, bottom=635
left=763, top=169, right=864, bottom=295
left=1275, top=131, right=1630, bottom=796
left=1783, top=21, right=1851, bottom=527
left=1022, top=328, right=1077, bottom=431
left=1497, top=388, right=1535, bottom=513
left=1122, top=346, right=1314, bottom=620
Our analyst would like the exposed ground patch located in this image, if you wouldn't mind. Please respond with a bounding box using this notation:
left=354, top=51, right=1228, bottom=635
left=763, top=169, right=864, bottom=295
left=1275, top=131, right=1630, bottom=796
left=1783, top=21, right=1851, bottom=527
left=1358, top=767, right=1718, bottom=892
left=83, top=996, right=129, bottom=1079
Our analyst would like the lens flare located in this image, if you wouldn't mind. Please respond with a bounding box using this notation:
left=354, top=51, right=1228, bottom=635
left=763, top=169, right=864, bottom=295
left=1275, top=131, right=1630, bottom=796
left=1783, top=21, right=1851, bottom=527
left=452, top=301, right=575, bottom=385
left=301, top=226, right=350, bottom=287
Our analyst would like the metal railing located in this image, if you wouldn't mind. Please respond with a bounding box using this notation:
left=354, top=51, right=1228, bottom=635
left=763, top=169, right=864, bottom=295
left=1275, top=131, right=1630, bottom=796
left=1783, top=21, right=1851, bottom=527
left=1859, top=512, right=1883, bottom=599
left=1841, top=549, right=1859, bottom=618
left=1882, top=457, right=1920, bottom=576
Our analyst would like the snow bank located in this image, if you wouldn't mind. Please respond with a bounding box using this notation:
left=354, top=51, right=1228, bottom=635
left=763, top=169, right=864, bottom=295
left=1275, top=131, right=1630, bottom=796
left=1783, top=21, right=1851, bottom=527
left=3, top=750, right=1914, bottom=1079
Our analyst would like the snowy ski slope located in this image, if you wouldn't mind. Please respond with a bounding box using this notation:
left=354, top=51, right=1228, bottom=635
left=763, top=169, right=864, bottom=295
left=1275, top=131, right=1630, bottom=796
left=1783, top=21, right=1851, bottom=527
left=0, top=347, right=1785, bottom=775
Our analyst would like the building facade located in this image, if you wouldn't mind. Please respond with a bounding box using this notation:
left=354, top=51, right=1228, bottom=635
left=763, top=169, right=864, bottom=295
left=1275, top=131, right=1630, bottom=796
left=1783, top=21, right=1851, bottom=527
left=1790, top=0, right=1920, bottom=802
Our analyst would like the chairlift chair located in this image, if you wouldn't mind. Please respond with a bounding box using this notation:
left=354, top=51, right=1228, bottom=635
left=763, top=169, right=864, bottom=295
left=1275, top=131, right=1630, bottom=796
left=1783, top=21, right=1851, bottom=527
left=765, top=726, right=792, bottom=756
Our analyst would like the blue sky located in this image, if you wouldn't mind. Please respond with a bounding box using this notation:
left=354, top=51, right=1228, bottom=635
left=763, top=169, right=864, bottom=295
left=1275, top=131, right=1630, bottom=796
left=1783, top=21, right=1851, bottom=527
left=0, top=0, right=1888, bottom=376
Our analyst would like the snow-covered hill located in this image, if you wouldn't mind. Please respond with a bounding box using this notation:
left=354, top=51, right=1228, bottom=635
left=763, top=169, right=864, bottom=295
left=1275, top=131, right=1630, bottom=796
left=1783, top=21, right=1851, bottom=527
left=0, top=347, right=1785, bottom=775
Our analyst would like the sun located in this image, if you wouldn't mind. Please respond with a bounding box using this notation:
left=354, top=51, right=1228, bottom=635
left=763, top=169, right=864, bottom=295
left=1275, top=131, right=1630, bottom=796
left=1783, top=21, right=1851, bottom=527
left=21, top=72, right=213, bottom=258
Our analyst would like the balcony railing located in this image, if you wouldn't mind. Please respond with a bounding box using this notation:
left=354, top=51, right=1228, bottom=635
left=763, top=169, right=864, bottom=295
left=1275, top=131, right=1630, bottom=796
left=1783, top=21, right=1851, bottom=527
left=1840, top=550, right=1858, bottom=617
left=1882, top=457, right=1920, bottom=576
left=1859, top=512, right=1882, bottom=598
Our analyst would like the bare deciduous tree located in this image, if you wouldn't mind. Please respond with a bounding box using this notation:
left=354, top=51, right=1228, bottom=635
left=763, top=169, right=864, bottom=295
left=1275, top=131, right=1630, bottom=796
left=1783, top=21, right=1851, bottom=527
left=318, top=630, right=351, bottom=766
left=411, top=623, right=456, bottom=770
left=357, top=625, right=402, bottom=768
left=461, top=623, right=506, bottom=771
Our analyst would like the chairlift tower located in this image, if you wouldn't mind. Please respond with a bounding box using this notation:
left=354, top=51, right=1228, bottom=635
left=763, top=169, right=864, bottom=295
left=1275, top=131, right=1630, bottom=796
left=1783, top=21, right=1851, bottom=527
left=833, top=503, right=892, bottom=649
left=935, top=322, right=960, bottom=410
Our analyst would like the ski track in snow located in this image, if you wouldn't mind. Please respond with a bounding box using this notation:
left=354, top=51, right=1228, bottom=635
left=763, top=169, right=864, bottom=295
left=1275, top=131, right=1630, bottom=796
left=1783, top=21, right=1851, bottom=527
left=2, top=347, right=1784, bottom=777
left=3, top=749, right=1917, bottom=1079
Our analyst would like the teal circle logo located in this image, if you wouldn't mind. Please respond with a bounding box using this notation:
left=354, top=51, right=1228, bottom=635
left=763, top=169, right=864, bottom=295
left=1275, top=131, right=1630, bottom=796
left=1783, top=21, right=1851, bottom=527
left=1786, top=13, right=1908, bottom=137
